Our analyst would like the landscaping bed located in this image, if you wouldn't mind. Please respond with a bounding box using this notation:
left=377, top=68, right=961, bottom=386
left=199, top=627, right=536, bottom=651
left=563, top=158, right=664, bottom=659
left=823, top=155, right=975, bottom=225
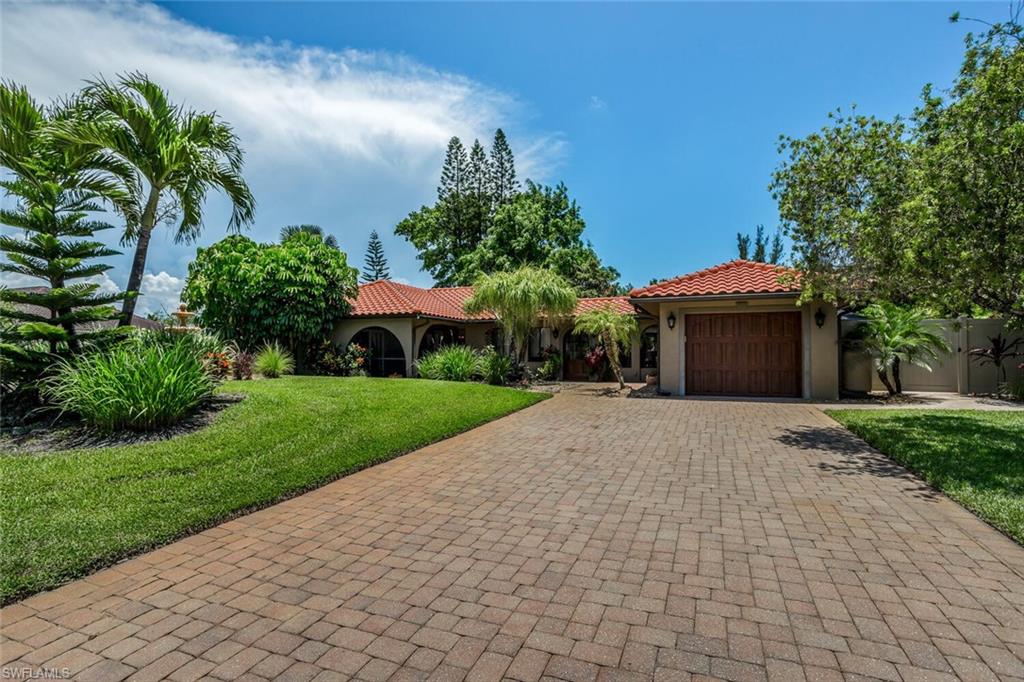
left=0, top=376, right=546, bottom=603
left=827, top=409, right=1024, bottom=545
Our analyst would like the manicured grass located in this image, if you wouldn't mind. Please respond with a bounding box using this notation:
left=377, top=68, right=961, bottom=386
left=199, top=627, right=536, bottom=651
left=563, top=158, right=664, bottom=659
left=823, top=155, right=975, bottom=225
left=827, top=409, right=1024, bottom=544
left=0, top=377, right=546, bottom=603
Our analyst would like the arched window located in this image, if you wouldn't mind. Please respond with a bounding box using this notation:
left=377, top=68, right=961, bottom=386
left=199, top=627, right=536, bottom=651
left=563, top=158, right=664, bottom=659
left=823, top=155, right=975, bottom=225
left=641, top=325, right=658, bottom=369
left=351, top=327, right=406, bottom=376
left=418, top=324, right=466, bottom=358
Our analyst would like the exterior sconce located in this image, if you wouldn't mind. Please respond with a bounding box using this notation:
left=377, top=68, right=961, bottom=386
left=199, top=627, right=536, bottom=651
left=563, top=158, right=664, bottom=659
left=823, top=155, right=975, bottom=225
left=667, top=312, right=677, bottom=330
left=814, top=307, right=826, bottom=329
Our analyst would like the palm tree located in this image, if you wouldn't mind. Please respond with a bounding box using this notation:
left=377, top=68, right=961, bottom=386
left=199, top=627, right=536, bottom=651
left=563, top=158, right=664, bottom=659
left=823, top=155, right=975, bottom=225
left=281, top=224, right=338, bottom=249
left=573, top=305, right=638, bottom=389
left=464, top=266, right=576, bottom=367
left=56, top=73, right=255, bottom=326
left=860, top=302, right=951, bottom=395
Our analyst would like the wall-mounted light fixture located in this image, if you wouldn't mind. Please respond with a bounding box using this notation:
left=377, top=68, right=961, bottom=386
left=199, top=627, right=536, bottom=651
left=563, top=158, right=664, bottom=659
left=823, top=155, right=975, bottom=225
left=814, top=307, right=826, bottom=329
left=667, top=312, right=677, bottom=330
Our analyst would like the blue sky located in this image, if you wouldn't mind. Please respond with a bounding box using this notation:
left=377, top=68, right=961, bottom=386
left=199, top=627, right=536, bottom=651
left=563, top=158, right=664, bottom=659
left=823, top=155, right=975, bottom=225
left=1, top=1, right=1001, bottom=312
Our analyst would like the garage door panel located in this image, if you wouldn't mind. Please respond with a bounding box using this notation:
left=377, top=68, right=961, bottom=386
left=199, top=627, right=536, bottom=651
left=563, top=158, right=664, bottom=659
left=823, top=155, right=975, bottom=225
left=685, top=312, right=802, bottom=397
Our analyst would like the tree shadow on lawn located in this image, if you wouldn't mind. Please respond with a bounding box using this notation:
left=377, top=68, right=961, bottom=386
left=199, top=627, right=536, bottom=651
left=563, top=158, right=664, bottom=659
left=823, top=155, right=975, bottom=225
left=774, top=423, right=942, bottom=501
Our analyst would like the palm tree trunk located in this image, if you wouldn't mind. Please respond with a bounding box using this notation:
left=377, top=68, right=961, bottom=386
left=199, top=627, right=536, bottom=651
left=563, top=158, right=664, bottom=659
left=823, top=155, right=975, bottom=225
left=606, top=332, right=625, bottom=390
left=120, top=187, right=160, bottom=327
left=877, top=368, right=896, bottom=396
left=892, top=357, right=903, bottom=394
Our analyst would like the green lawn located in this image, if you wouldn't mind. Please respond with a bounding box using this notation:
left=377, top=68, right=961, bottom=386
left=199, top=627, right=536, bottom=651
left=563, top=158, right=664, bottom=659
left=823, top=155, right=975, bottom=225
left=0, top=377, right=546, bottom=603
left=827, top=409, right=1024, bottom=544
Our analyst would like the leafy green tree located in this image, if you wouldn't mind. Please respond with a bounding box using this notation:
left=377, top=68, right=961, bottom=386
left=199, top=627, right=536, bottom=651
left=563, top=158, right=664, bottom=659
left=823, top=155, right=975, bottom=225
left=463, top=266, right=577, bottom=367
left=467, top=181, right=622, bottom=295
left=489, top=128, right=518, bottom=204
left=58, top=73, right=256, bottom=326
left=0, top=82, right=135, bottom=386
left=770, top=110, right=914, bottom=305
left=281, top=224, right=338, bottom=249
left=771, top=14, right=1023, bottom=323
left=182, top=232, right=358, bottom=371
left=859, top=302, right=950, bottom=395
left=573, top=306, right=638, bottom=389
left=362, top=229, right=390, bottom=282
left=910, top=16, right=1023, bottom=323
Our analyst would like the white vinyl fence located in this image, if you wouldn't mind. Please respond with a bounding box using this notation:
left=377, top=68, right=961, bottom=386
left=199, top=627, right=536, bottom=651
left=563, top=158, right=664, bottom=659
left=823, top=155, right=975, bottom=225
left=841, top=317, right=1024, bottom=395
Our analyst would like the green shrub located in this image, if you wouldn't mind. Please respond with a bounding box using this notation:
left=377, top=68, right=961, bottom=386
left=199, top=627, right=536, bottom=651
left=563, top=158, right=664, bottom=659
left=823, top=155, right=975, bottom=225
left=416, top=345, right=481, bottom=382
left=538, top=351, right=562, bottom=381
left=255, top=343, right=295, bottom=378
left=481, top=346, right=512, bottom=386
left=42, top=338, right=214, bottom=432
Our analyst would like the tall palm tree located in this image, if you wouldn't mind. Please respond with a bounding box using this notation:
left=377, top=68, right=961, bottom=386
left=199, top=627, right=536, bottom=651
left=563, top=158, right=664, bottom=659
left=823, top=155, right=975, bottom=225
left=860, top=302, right=951, bottom=395
left=573, top=305, right=638, bottom=390
left=56, top=73, right=255, bottom=326
left=464, top=266, right=577, bottom=367
left=280, top=224, right=338, bottom=249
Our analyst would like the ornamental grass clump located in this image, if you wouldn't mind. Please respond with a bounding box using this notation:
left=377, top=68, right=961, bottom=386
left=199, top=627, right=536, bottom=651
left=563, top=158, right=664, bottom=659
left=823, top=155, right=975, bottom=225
left=43, top=337, right=214, bottom=432
left=416, top=345, right=481, bottom=382
left=255, top=342, right=294, bottom=378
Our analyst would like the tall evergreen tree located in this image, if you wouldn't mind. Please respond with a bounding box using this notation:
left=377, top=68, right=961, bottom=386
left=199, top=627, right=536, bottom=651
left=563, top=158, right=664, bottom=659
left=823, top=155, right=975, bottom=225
left=736, top=233, right=751, bottom=259
left=362, top=230, right=390, bottom=282
left=438, top=136, right=469, bottom=201
left=489, top=128, right=518, bottom=204
left=768, top=231, right=785, bottom=264
left=0, top=83, right=135, bottom=384
left=752, top=225, right=768, bottom=262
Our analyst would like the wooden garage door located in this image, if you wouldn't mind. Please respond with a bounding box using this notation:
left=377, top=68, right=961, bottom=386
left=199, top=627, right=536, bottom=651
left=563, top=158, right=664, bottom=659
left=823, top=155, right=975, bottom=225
left=685, top=312, right=802, bottom=397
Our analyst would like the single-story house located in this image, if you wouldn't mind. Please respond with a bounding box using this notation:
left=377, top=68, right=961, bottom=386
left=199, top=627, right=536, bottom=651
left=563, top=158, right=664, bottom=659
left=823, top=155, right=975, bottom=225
left=334, top=259, right=841, bottom=399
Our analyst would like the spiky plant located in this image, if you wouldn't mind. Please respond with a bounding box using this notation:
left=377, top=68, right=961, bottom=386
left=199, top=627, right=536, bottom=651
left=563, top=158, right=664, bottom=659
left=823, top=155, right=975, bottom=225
left=860, top=302, right=951, bottom=395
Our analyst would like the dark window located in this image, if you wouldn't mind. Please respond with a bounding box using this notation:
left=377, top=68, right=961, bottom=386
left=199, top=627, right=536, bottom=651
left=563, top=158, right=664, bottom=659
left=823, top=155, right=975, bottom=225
left=352, top=326, right=406, bottom=376
left=528, top=328, right=544, bottom=361
left=641, top=326, right=658, bottom=369
left=419, top=324, right=465, bottom=358
left=618, top=343, right=632, bottom=370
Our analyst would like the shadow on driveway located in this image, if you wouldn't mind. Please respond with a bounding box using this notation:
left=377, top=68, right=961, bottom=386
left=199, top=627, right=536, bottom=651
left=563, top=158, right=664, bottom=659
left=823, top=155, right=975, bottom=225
left=774, top=423, right=942, bottom=501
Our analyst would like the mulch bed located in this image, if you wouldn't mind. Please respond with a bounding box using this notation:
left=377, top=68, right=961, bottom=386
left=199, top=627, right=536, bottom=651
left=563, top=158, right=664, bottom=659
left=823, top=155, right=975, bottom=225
left=0, top=394, right=245, bottom=455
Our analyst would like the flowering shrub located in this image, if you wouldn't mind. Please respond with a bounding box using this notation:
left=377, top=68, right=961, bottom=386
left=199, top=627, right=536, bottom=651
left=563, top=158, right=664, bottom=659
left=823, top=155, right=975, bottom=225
left=314, top=342, right=370, bottom=377
left=203, top=351, right=231, bottom=380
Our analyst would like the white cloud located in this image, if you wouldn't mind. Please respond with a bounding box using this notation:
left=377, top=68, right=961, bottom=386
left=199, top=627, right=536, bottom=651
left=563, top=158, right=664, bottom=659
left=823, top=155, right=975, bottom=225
left=0, top=1, right=561, bottom=288
left=137, top=271, right=185, bottom=317
left=589, top=95, right=608, bottom=111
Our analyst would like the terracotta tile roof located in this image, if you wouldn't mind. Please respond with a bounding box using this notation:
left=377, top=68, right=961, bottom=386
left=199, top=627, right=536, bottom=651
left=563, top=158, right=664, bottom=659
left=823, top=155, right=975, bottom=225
left=350, top=281, right=635, bottom=320
left=629, top=260, right=800, bottom=299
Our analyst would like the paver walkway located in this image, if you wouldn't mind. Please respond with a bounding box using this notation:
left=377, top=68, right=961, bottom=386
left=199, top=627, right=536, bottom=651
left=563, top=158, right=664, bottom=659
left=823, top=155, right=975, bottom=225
left=3, top=395, right=1024, bottom=682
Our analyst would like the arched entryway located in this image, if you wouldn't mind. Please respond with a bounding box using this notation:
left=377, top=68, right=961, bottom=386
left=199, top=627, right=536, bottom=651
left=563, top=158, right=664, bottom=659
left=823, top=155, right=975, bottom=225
left=563, top=332, right=596, bottom=381
left=352, top=326, right=407, bottom=377
left=418, top=324, right=466, bottom=358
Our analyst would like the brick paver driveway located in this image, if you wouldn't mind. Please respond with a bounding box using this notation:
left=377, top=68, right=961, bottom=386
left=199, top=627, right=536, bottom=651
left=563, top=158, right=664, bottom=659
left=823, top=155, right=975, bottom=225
left=4, top=395, right=1024, bottom=682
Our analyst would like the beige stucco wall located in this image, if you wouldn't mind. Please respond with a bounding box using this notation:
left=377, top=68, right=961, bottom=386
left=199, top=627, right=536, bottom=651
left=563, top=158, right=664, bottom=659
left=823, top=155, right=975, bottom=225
left=650, top=297, right=839, bottom=400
